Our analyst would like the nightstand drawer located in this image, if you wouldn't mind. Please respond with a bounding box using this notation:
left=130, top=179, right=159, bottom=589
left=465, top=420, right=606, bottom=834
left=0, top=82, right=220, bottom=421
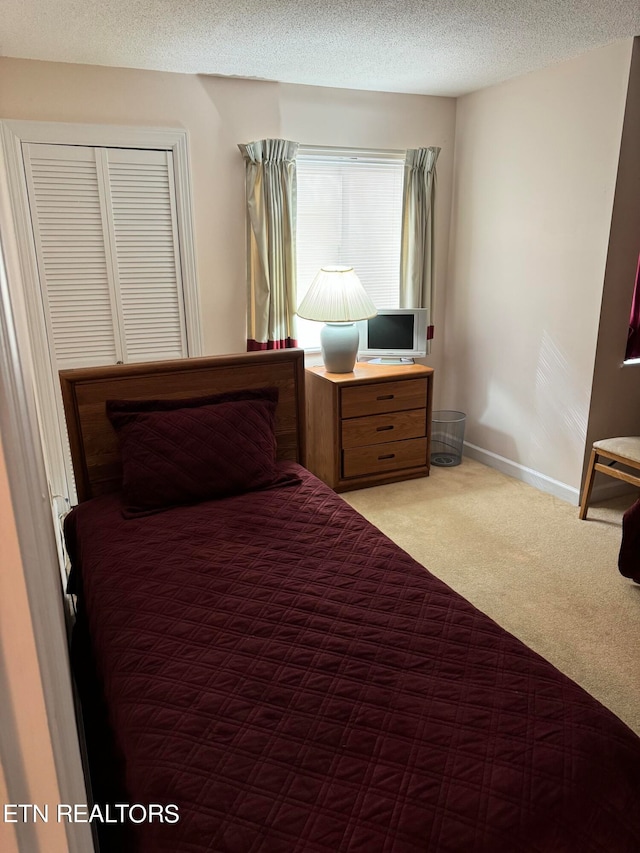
left=342, top=437, right=428, bottom=479
left=341, top=378, right=427, bottom=419
left=341, top=409, right=426, bottom=449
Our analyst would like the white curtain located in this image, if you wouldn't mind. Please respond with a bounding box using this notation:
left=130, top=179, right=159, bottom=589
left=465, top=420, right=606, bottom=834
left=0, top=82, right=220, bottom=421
left=399, top=147, right=440, bottom=351
left=238, top=139, right=299, bottom=350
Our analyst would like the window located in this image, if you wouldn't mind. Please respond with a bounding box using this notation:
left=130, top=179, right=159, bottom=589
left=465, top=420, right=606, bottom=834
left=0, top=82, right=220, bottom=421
left=296, top=148, right=404, bottom=349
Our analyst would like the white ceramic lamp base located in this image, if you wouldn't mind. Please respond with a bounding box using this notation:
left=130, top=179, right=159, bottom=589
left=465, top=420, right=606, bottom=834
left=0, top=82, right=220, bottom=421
left=320, top=322, right=360, bottom=373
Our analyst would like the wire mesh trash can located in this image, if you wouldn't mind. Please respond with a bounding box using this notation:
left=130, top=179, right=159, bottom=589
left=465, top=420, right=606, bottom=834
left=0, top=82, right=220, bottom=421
left=431, top=411, right=466, bottom=467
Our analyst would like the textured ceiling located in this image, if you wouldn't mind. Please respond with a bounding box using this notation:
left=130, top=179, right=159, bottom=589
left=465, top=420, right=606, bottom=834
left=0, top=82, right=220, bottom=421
left=2, top=0, right=639, bottom=96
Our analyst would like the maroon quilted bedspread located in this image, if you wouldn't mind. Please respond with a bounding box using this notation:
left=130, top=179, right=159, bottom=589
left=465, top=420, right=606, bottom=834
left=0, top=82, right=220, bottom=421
left=619, top=497, right=640, bottom=582
left=66, top=463, right=640, bottom=853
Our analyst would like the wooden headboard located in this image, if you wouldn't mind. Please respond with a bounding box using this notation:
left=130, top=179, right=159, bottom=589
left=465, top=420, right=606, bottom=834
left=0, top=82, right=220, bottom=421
left=60, top=349, right=306, bottom=503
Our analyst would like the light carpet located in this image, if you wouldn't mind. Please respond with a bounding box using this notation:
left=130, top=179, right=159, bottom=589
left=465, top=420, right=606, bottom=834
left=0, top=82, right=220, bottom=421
left=342, top=457, right=640, bottom=735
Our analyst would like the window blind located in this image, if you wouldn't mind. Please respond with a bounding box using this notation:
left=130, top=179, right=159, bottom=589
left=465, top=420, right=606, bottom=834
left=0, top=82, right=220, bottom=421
left=296, top=150, right=404, bottom=349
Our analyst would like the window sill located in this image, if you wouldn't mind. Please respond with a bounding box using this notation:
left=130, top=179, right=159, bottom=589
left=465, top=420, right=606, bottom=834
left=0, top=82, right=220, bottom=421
left=303, top=349, right=323, bottom=368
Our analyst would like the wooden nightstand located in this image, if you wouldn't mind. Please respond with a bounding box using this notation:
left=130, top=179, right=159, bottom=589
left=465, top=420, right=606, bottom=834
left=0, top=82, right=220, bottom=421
left=305, top=362, right=434, bottom=491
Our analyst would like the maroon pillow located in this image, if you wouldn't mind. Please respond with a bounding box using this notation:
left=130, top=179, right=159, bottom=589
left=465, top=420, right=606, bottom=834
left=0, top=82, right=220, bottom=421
left=108, top=398, right=279, bottom=514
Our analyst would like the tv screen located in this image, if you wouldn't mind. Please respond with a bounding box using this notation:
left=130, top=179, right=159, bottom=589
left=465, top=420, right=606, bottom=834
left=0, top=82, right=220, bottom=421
left=367, top=314, right=414, bottom=350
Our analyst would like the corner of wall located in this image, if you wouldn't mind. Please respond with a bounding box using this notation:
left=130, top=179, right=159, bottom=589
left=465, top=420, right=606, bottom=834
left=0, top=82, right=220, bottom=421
left=583, top=37, right=640, bottom=491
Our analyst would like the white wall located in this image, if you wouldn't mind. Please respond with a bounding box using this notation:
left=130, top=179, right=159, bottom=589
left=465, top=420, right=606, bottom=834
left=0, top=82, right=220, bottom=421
left=444, top=40, right=633, bottom=500
left=0, top=59, right=456, bottom=397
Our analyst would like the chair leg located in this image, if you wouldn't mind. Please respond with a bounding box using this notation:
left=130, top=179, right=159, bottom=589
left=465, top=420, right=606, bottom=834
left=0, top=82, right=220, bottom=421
left=579, top=448, right=598, bottom=520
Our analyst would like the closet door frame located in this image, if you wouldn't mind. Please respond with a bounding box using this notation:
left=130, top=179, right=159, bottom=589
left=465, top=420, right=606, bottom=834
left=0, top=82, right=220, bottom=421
left=0, top=120, right=202, bottom=507
left=0, top=124, right=95, bottom=853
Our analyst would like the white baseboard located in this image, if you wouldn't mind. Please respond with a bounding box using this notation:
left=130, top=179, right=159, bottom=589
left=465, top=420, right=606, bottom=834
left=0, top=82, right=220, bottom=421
left=463, top=441, right=579, bottom=504
left=463, top=441, right=640, bottom=507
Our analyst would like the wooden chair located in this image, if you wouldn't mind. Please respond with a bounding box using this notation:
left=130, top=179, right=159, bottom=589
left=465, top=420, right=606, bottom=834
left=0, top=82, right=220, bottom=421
left=579, top=437, right=640, bottom=520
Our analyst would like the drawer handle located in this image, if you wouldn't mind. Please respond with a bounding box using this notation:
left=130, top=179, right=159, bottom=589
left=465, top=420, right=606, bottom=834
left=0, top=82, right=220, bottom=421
left=377, top=394, right=394, bottom=401
left=378, top=453, right=396, bottom=460
left=376, top=425, right=394, bottom=432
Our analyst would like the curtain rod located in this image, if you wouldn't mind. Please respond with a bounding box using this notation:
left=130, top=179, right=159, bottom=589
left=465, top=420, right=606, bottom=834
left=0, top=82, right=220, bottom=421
left=297, top=144, right=406, bottom=161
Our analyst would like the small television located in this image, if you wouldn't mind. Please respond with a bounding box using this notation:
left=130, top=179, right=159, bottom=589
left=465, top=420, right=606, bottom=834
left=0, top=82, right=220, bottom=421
left=357, top=308, right=428, bottom=364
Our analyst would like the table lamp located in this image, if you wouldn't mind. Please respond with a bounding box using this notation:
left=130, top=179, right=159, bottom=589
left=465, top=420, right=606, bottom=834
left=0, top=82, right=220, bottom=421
left=297, top=266, right=377, bottom=373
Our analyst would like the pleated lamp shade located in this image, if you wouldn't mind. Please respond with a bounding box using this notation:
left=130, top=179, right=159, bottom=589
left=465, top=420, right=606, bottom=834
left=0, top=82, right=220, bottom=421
left=297, top=266, right=377, bottom=323
left=297, top=266, right=377, bottom=373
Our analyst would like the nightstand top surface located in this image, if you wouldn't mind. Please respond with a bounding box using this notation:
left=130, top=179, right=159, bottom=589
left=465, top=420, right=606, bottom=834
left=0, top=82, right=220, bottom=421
left=307, top=361, right=433, bottom=385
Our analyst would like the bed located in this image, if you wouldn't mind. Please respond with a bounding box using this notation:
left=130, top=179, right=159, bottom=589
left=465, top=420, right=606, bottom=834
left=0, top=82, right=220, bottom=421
left=619, top=497, right=640, bottom=583
left=61, top=349, right=640, bottom=853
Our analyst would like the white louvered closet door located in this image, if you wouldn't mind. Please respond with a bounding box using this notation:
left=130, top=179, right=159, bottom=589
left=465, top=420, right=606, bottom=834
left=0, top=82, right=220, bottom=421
left=22, top=142, right=190, bottom=505
left=23, top=143, right=188, bottom=369
left=105, top=148, right=187, bottom=362
left=23, top=143, right=121, bottom=368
